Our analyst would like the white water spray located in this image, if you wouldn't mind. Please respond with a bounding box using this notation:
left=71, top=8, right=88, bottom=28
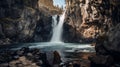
left=50, top=11, right=66, bottom=43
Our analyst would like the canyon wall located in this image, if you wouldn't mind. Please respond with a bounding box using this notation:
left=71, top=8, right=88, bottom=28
left=90, top=1, right=120, bottom=67
left=0, top=0, right=61, bottom=45
left=64, top=0, right=119, bottom=43
left=65, top=0, right=120, bottom=66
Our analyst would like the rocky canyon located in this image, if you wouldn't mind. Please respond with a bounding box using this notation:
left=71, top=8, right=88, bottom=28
left=0, top=0, right=120, bottom=67
left=1, top=0, right=119, bottom=44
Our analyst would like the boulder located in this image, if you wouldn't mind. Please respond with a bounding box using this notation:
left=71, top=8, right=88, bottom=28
left=53, top=51, right=62, bottom=64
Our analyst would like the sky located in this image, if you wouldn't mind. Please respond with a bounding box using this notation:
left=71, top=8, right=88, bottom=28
left=53, top=0, right=65, bottom=8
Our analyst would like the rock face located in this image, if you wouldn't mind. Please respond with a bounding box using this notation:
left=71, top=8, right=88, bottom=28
left=64, top=0, right=119, bottom=43
left=0, top=0, right=61, bottom=45
left=65, top=0, right=120, bottom=66
left=90, top=24, right=120, bottom=67
left=86, top=0, right=120, bottom=67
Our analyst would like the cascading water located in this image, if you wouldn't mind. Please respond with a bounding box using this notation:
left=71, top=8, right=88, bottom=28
left=50, top=10, right=66, bottom=43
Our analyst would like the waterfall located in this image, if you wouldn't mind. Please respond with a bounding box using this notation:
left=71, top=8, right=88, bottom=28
left=50, top=11, right=66, bottom=43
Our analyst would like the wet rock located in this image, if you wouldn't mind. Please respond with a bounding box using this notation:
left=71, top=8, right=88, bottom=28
left=36, top=60, right=43, bottom=66
left=16, top=47, right=29, bottom=56
left=53, top=51, right=62, bottom=64
left=26, top=52, right=33, bottom=60
left=13, top=55, right=19, bottom=60
left=0, top=63, right=9, bottom=67
left=30, top=48, right=40, bottom=55
left=89, top=55, right=113, bottom=67
left=40, top=53, right=50, bottom=66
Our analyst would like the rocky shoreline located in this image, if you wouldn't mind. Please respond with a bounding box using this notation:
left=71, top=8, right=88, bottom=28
left=0, top=47, right=96, bottom=67
left=0, top=47, right=61, bottom=67
left=0, top=46, right=120, bottom=67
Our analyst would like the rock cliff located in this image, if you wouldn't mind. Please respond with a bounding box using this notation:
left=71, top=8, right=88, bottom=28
left=0, top=0, right=61, bottom=45
left=89, top=0, right=120, bottom=66
left=65, top=0, right=120, bottom=66
left=64, top=0, right=119, bottom=43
